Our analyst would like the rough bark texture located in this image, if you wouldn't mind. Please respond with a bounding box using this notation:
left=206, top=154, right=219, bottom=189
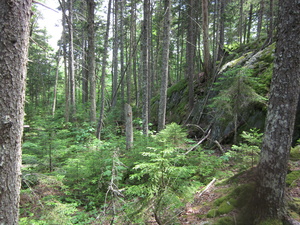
left=158, top=0, right=171, bottom=131
left=256, top=0, right=300, bottom=221
left=0, top=0, right=32, bottom=224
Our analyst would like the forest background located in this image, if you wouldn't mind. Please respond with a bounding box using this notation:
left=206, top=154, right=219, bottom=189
left=14, top=0, right=300, bottom=224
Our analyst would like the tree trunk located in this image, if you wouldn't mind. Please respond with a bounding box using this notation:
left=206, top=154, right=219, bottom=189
left=96, top=0, right=112, bottom=139
left=202, top=0, right=211, bottom=80
left=142, top=0, right=150, bottom=136
left=268, top=0, right=274, bottom=42
left=257, top=0, right=264, bottom=40
left=246, top=4, right=253, bottom=43
left=186, top=0, right=196, bottom=109
left=68, top=0, right=76, bottom=121
left=0, top=0, right=32, bottom=223
left=238, top=0, right=244, bottom=44
left=111, top=0, right=119, bottom=108
left=87, top=0, right=96, bottom=123
left=255, top=0, right=300, bottom=221
left=52, top=50, right=62, bottom=117
left=158, top=0, right=172, bottom=131
left=125, top=104, right=133, bottom=149
left=217, top=0, right=226, bottom=60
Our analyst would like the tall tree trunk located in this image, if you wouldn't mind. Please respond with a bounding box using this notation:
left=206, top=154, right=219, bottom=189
left=142, top=0, right=150, bottom=135
left=52, top=50, right=62, bottom=117
left=96, top=0, right=112, bottom=139
left=87, top=0, right=96, bottom=123
left=120, top=0, right=125, bottom=119
left=82, top=39, right=89, bottom=104
left=68, top=0, right=76, bottom=121
left=158, top=0, right=172, bottom=131
left=202, top=0, right=211, bottom=80
left=186, top=0, right=196, bottom=109
left=246, top=4, right=253, bottom=43
left=59, top=0, right=70, bottom=122
left=268, top=0, right=274, bottom=42
left=255, top=0, right=300, bottom=221
left=0, top=0, right=32, bottom=223
left=217, top=0, right=226, bottom=60
left=111, top=0, right=119, bottom=108
left=257, top=0, right=264, bottom=40
left=238, top=0, right=244, bottom=44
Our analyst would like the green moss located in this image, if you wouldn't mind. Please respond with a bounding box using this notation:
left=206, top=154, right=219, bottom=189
left=207, top=209, right=218, bottom=218
left=286, top=170, right=300, bottom=187
left=217, top=199, right=235, bottom=214
left=215, top=216, right=235, bottom=225
left=258, top=219, right=282, bottom=225
left=290, top=145, right=300, bottom=161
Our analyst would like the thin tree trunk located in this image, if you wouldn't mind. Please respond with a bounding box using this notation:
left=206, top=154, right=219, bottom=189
left=142, top=0, right=150, bottom=136
left=202, top=0, right=211, bottom=80
left=0, top=0, right=32, bottom=223
left=52, top=50, right=62, bottom=117
left=125, top=104, right=133, bottom=149
left=217, top=0, right=225, bottom=60
left=111, top=0, right=119, bottom=108
left=257, top=0, right=264, bottom=40
left=186, top=0, right=196, bottom=109
left=158, top=0, right=172, bottom=131
left=246, top=4, right=253, bottom=43
left=96, top=0, right=112, bottom=139
left=87, top=0, right=96, bottom=123
left=68, top=0, right=76, bottom=121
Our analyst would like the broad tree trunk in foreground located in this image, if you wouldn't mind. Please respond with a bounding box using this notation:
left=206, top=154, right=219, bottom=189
left=256, top=0, right=300, bottom=221
left=0, top=0, right=32, bottom=224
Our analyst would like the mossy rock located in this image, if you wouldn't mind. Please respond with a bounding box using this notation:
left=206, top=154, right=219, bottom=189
left=217, top=199, right=236, bottom=215
left=286, top=170, right=300, bottom=187
left=290, top=145, right=300, bottom=161
left=207, top=209, right=218, bottom=218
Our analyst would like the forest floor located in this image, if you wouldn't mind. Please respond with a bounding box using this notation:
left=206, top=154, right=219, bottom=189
left=174, top=162, right=300, bottom=225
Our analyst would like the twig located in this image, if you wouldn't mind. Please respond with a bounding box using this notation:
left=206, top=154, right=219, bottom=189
left=214, top=140, right=225, bottom=154
left=33, top=0, right=59, bottom=13
left=198, top=178, right=216, bottom=197
left=185, top=129, right=211, bottom=155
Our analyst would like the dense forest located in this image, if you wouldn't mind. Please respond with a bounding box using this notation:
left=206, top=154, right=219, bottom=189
left=0, top=0, right=300, bottom=224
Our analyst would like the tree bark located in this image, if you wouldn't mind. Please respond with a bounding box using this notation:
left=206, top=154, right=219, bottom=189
left=68, top=0, right=76, bottom=121
left=125, top=104, right=133, bottom=149
left=96, top=0, right=112, bottom=139
left=111, top=0, right=119, bottom=108
left=257, top=0, right=264, bottom=40
left=158, top=0, right=171, bottom=131
left=186, top=0, right=196, bottom=109
left=87, top=0, right=96, bottom=123
left=255, top=0, right=300, bottom=221
left=202, top=0, right=211, bottom=80
left=142, top=0, right=150, bottom=136
left=0, top=0, right=32, bottom=223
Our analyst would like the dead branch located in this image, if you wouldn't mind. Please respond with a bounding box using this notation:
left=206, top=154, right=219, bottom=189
left=185, top=129, right=211, bottom=155
left=198, top=178, right=216, bottom=197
